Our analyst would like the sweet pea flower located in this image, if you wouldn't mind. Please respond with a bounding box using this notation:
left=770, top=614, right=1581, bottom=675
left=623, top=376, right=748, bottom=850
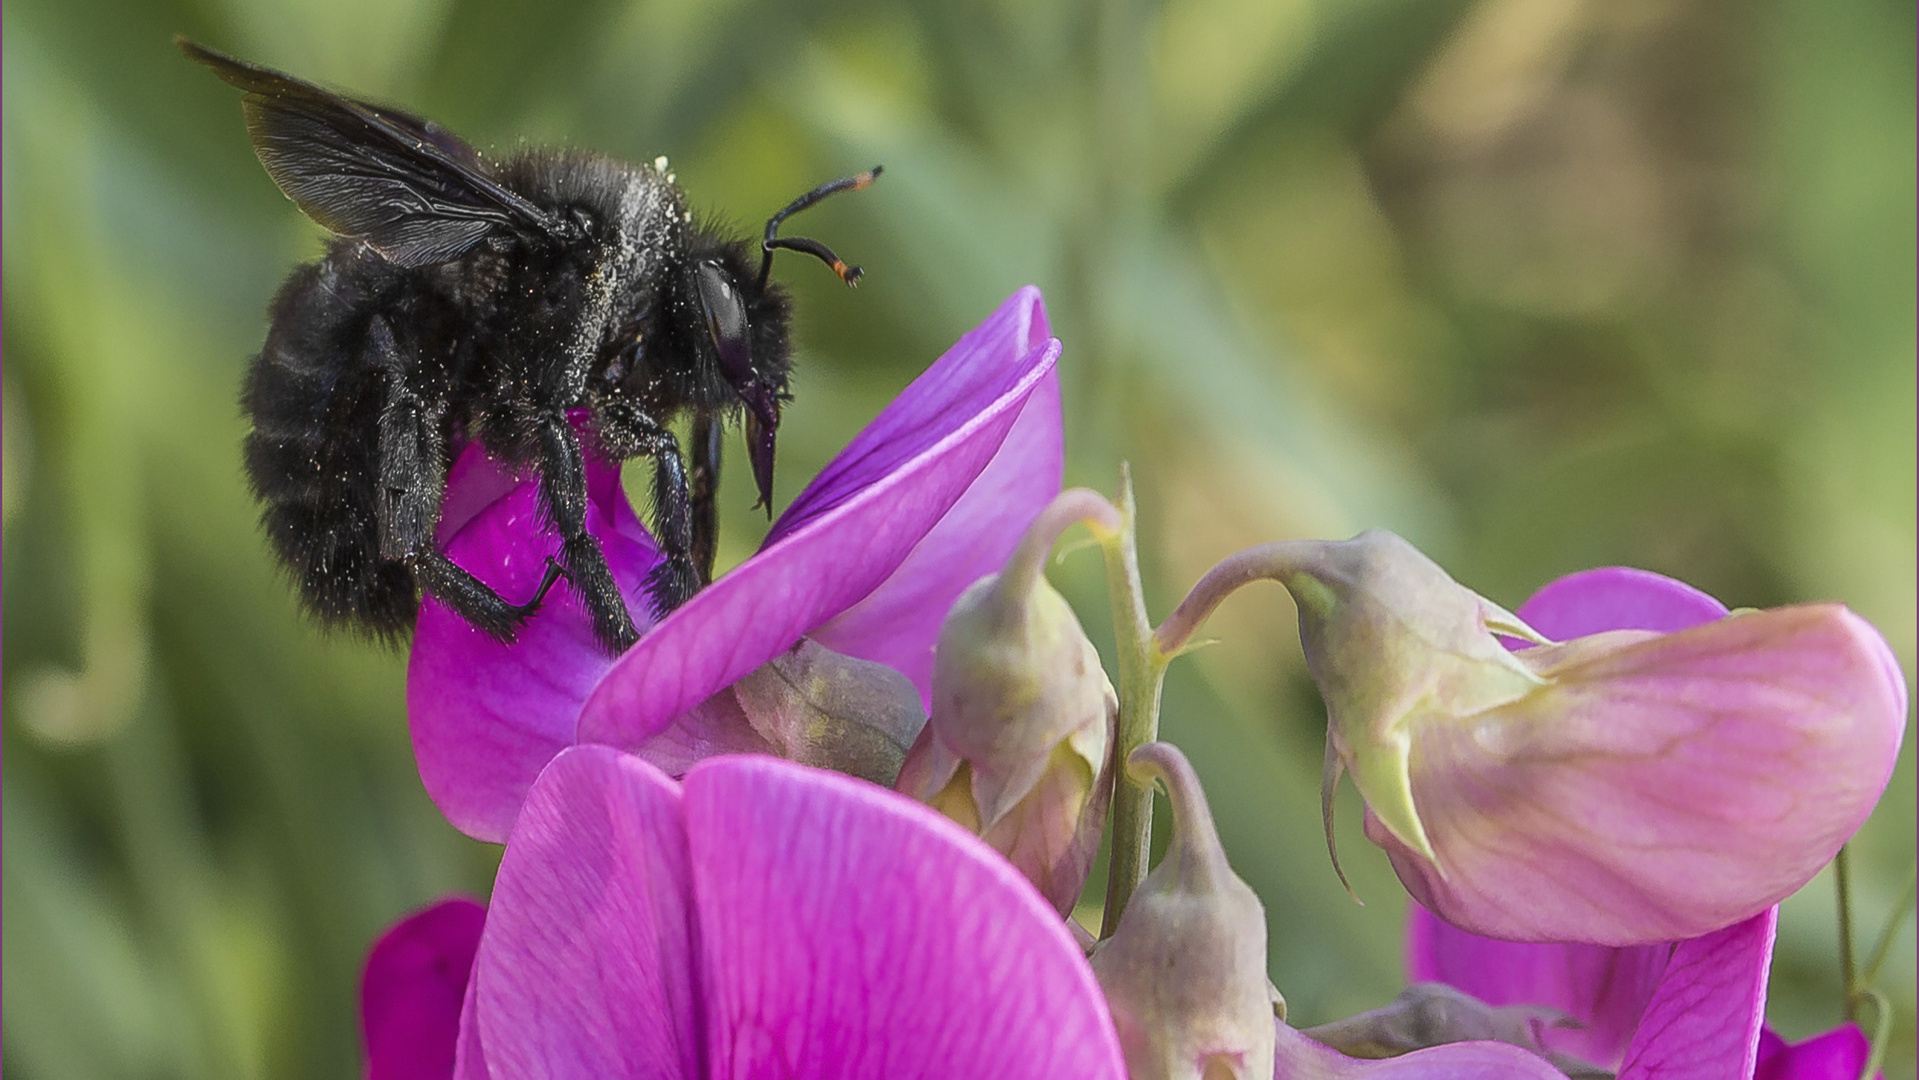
left=354, top=749, right=1577, bottom=1080
left=1757, top=1025, right=1880, bottom=1080
left=362, top=897, right=487, bottom=1080
left=1156, top=534, right=1905, bottom=945
left=1401, top=567, right=1890, bottom=1078
left=1409, top=900, right=1780, bottom=1077
left=1368, top=561, right=1905, bottom=944
left=1411, top=897, right=1881, bottom=1079
left=443, top=745, right=1126, bottom=1078
left=409, top=288, right=1064, bottom=842
left=1202, top=529, right=1907, bottom=946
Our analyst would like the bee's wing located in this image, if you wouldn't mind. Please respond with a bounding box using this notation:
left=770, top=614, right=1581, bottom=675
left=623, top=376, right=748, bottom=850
left=180, top=39, right=562, bottom=267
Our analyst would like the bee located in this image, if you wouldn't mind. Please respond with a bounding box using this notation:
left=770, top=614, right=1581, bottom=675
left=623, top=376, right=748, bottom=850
left=181, top=39, right=878, bottom=656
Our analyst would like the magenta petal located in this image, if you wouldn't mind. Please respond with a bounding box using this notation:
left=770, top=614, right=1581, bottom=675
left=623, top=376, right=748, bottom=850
left=410, top=445, right=660, bottom=843
left=361, top=897, right=487, bottom=1080
left=1514, top=567, right=1729, bottom=640
left=1272, top=1021, right=1565, bottom=1079
left=451, top=962, right=489, bottom=1080
left=1403, top=902, right=1667, bottom=1068
left=1616, top=907, right=1776, bottom=1079
left=683, top=755, right=1125, bottom=1080
left=768, top=286, right=1052, bottom=542
left=472, top=745, right=702, bottom=1079
left=577, top=289, right=1062, bottom=748
left=812, top=370, right=1063, bottom=700
left=1756, top=1024, right=1878, bottom=1080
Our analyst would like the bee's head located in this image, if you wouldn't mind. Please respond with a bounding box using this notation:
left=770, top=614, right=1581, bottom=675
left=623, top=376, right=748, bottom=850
left=691, top=168, right=880, bottom=514
left=689, top=245, right=792, bottom=513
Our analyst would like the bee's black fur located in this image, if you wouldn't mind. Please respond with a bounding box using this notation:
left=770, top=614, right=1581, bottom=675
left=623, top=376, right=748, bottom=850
left=184, top=40, right=866, bottom=655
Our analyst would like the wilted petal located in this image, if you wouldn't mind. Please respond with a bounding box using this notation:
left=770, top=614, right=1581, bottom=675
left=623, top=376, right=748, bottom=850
left=684, top=755, right=1125, bottom=1080
left=1404, top=902, right=1666, bottom=1068
left=1272, top=1019, right=1565, bottom=1079
left=1756, top=1024, right=1878, bottom=1080
left=362, top=897, right=486, bottom=1080
left=578, top=289, right=1062, bottom=751
left=1377, top=601, right=1906, bottom=944
left=410, top=449, right=659, bottom=842
left=1615, top=908, right=1775, bottom=1078
left=472, top=746, right=702, bottom=1079
left=729, top=638, right=926, bottom=786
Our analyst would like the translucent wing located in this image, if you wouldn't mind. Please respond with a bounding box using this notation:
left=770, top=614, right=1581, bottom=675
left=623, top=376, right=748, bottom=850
left=180, top=39, right=561, bottom=267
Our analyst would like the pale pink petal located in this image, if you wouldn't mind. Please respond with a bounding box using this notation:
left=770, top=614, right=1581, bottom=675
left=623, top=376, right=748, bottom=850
left=811, top=369, right=1063, bottom=702
left=1272, top=1020, right=1565, bottom=1079
left=362, top=897, right=487, bottom=1080
left=682, top=755, right=1125, bottom=1079
left=1616, top=907, right=1776, bottom=1078
left=471, top=746, right=702, bottom=1079
left=577, top=291, right=1062, bottom=751
left=1398, top=567, right=1720, bottom=1065
left=409, top=447, right=659, bottom=843
left=1380, top=603, right=1907, bottom=944
left=1755, top=1024, right=1878, bottom=1080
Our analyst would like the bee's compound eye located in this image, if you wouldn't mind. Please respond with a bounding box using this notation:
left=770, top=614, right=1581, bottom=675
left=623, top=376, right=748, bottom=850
left=695, top=260, right=752, bottom=384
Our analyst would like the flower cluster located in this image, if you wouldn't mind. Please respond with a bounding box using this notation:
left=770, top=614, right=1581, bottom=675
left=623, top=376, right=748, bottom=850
left=372, top=289, right=1905, bottom=1080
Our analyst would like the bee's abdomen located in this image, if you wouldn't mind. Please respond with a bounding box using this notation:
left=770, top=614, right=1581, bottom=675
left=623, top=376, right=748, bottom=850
left=244, top=256, right=419, bottom=642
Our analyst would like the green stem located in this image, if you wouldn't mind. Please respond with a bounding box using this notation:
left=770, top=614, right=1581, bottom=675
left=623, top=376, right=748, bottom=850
left=1852, top=988, right=1892, bottom=1080
left=1837, top=845, right=1858, bottom=1023
left=1860, top=865, right=1916, bottom=989
left=1099, top=466, right=1169, bottom=938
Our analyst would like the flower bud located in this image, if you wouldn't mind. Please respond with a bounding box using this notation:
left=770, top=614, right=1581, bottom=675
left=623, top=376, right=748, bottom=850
left=896, top=489, right=1119, bottom=914
left=634, top=637, right=925, bottom=787
left=1090, top=743, right=1274, bottom=1080
left=1266, top=534, right=1906, bottom=945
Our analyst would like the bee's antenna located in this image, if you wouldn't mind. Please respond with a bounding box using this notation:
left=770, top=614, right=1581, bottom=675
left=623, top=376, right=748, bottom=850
left=759, top=166, right=882, bottom=289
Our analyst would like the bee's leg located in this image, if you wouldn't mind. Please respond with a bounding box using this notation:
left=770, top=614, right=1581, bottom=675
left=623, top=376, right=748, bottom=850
left=410, top=550, right=565, bottom=643
left=533, top=414, right=643, bottom=655
left=591, top=400, right=703, bottom=613
left=688, top=413, right=722, bottom=585
left=371, top=318, right=554, bottom=644
left=642, top=428, right=703, bottom=612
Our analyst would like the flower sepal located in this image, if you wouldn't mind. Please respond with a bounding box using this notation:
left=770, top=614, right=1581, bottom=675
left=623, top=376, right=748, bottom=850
left=1090, top=743, right=1273, bottom=1080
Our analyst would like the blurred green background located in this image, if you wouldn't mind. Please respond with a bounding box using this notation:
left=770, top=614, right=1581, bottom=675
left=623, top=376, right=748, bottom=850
left=4, top=0, right=1913, bottom=1076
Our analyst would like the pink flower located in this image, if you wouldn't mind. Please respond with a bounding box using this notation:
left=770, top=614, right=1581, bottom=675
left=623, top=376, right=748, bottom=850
left=1363, top=564, right=1907, bottom=944
left=1408, top=900, right=1777, bottom=1076
left=1401, top=565, right=1894, bottom=1077
left=1409, top=901, right=1881, bottom=1079
left=1757, top=1025, right=1880, bottom=1080
left=372, top=747, right=1127, bottom=1079
left=358, top=750, right=1579, bottom=1080
left=408, top=288, right=1064, bottom=843
left=361, top=897, right=486, bottom=1080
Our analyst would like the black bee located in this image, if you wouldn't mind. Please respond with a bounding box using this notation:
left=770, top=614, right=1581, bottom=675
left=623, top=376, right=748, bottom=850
left=181, top=39, right=878, bottom=656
